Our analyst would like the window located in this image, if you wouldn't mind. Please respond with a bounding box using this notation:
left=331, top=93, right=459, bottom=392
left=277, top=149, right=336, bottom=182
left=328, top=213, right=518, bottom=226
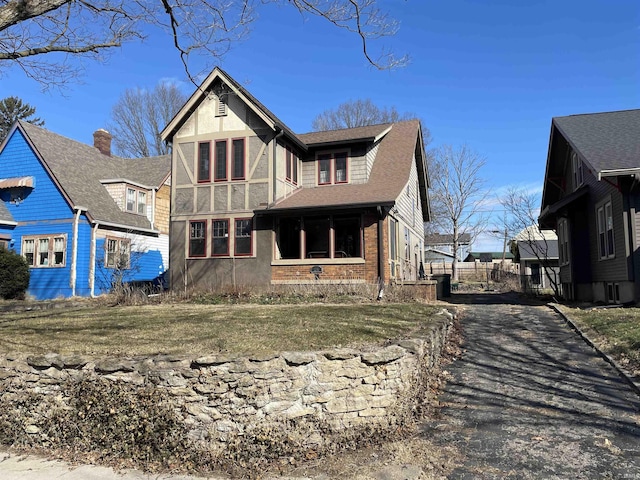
left=215, top=140, right=227, bottom=181
left=597, top=200, right=614, bottom=259
left=278, top=217, right=301, bottom=259
left=232, top=139, right=245, bottom=180
left=305, top=217, right=330, bottom=258
left=607, top=283, right=620, bottom=304
left=189, top=220, right=206, bottom=257
left=276, top=215, right=363, bottom=260
left=137, top=191, right=146, bottom=215
left=317, top=152, right=348, bottom=185
left=318, top=154, right=331, bottom=185
left=389, top=218, right=397, bottom=277
left=234, top=218, right=253, bottom=256
left=335, top=153, right=347, bottom=183
left=126, top=187, right=148, bottom=215
left=198, top=142, right=211, bottom=182
left=212, top=219, right=229, bottom=256
left=333, top=216, right=361, bottom=257
left=105, top=237, right=131, bottom=269
left=22, top=235, right=66, bottom=268
left=572, top=152, right=583, bottom=189
left=286, top=146, right=298, bottom=184
left=558, top=218, right=569, bottom=265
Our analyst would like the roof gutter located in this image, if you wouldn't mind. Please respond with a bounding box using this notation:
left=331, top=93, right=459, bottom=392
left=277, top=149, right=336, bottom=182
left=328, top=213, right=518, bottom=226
left=598, top=168, right=640, bottom=181
left=92, top=220, right=160, bottom=235
left=255, top=200, right=395, bottom=216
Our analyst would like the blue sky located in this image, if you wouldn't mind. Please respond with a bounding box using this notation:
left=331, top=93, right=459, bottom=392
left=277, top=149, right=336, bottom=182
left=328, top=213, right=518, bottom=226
left=2, top=0, right=638, bottom=250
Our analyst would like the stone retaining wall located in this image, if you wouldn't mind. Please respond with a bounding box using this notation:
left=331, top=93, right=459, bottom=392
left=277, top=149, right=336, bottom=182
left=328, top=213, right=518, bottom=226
left=0, top=311, right=453, bottom=456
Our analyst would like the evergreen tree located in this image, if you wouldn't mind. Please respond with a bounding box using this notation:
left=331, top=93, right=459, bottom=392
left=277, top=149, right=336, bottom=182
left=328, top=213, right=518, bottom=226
left=0, top=96, right=44, bottom=142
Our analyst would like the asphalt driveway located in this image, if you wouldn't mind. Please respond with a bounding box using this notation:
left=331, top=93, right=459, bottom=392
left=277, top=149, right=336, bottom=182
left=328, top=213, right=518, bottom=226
left=423, top=292, right=640, bottom=479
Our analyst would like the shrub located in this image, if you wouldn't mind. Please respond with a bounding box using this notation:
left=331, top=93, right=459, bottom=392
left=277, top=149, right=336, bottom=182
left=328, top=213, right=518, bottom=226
left=0, top=246, right=30, bottom=299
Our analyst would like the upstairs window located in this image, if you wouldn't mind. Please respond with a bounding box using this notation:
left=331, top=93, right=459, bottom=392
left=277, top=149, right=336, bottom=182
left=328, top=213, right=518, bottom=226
left=597, top=200, right=614, bottom=259
left=198, top=142, right=211, bottom=182
left=232, top=139, right=245, bottom=180
left=571, top=152, right=583, bottom=190
left=189, top=220, right=207, bottom=257
left=317, top=152, right=348, bottom=185
left=126, top=187, right=148, bottom=215
left=215, top=140, right=228, bottom=181
left=286, top=146, right=298, bottom=184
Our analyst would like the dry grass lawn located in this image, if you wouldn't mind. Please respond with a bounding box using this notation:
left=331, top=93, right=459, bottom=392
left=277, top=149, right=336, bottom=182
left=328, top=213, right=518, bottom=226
left=559, top=305, right=640, bottom=378
left=0, top=302, right=441, bottom=357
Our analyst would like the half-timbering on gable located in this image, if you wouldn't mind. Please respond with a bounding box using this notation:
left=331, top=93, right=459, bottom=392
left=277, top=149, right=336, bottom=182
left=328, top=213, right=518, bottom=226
left=161, top=68, right=430, bottom=291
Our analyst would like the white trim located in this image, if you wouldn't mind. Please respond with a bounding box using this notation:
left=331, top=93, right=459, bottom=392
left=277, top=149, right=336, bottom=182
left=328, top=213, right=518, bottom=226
left=100, top=178, right=155, bottom=190
left=95, top=220, right=159, bottom=235
left=598, top=168, right=640, bottom=180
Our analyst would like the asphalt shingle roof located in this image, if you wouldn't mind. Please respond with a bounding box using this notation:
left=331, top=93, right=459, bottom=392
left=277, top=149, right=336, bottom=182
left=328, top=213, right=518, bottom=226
left=0, top=200, right=14, bottom=224
left=297, top=124, right=391, bottom=146
left=262, top=120, right=423, bottom=212
left=553, top=109, right=640, bottom=173
left=517, top=240, right=559, bottom=260
left=19, top=121, right=170, bottom=230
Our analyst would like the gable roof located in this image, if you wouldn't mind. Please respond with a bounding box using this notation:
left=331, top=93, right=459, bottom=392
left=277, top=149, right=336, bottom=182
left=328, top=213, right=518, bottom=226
left=425, top=232, right=472, bottom=246
left=465, top=251, right=515, bottom=261
left=161, top=67, right=306, bottom=151
left=298, top=124, right=392, bottom=147
left=552, top=109, right=640, bottom=175
left=258, top=120, right=429, bottom=219
left=17, top=121, right=170, bottom=231
left=517, top=239, right=559, bottom=261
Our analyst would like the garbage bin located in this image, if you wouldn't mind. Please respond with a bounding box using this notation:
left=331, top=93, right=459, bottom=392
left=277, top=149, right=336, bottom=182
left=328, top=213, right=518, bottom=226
left=432, top=274, right=451, bottom=298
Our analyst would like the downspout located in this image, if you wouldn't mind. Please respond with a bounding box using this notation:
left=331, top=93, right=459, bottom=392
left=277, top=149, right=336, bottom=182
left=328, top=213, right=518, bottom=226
left=89, top=223, right=98, bottom=297
left=271, top=127, right=284, bottom=205
left=70, top=207, right=86, bottom=297
left=150, top=188, right=156, bottom=230
left=377, top=206, right=386, bottom=299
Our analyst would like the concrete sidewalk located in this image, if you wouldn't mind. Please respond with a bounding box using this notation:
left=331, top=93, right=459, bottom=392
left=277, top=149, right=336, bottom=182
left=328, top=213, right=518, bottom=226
left=0, top=451, right=211, bottom=480
left=423, top=292, right=640, bottom=479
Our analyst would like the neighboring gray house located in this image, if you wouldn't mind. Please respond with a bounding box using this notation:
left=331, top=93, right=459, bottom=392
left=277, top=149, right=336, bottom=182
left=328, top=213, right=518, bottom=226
left=539, top=109, right=640, bottom=304
left=424, top=232, right=471, bottom=262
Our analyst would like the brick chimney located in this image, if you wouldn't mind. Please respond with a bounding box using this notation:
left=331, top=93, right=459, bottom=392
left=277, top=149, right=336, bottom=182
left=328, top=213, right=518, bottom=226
left=93, top=129, right=112, bottom=156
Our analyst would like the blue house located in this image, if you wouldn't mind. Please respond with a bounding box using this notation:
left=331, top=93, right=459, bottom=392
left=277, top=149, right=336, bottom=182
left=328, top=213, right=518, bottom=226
left=0, top=121, right=171, bottom=300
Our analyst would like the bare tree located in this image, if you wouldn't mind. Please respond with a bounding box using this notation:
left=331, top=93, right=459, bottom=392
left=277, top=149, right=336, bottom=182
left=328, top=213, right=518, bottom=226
left=0, top=0, right=407, bottom=89
left=429, top=144, right=488, bottom=281
left=107, top=81, right=187, bottom=158
left=499, top=186, right=561, bottom=297
left=0, top=96, right=44, bottom=142
left=312, top=99, right=414, bottom=131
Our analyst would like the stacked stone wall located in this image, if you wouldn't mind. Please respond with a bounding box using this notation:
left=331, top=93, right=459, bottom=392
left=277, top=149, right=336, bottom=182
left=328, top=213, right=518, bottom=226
left=0, top=314, right=452, bottom=455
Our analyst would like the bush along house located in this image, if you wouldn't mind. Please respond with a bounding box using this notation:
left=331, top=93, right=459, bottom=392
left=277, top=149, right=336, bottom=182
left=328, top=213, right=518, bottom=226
left=539, top=109, right=640, bottom=304
left=0, top=121, right=170, bottom=299
left=161, top=68, right=430, bottom=293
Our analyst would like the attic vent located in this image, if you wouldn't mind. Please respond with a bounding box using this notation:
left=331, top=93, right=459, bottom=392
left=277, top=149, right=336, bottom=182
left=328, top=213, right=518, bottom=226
left=216, top=97, right=227, bottom=117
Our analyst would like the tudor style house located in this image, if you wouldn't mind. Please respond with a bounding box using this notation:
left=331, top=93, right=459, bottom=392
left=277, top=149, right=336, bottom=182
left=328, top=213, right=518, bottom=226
left=0, top=122, right=170, bottom=299
left=539, top=109, right=640, bottom=303
left=161, top=68, right=430, bottom=291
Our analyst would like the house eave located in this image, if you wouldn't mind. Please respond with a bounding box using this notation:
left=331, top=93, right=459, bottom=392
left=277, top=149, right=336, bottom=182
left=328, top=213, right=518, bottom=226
left=255, top=200, right=394, bottom=216
left=598, top=168, right=640, bottom=180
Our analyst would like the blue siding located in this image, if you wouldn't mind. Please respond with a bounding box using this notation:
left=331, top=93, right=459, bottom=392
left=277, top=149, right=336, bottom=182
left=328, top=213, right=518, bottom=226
left=0, top=129, right=79, bottom=299
left=0, top=128, right=168, bottom=299
left=94, top=236, right=167, bottom=294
